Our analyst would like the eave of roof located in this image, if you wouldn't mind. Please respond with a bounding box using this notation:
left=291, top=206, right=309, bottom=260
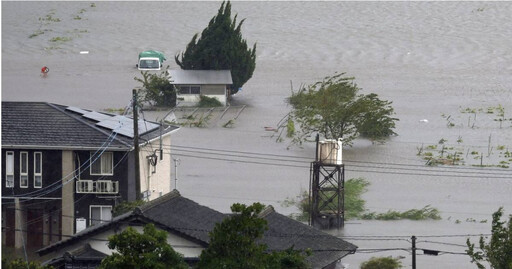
left=168, top=69, right=233, bottom=85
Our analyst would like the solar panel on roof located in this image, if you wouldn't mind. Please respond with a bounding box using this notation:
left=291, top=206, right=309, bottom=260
left=83, top=111, right=111, bottom=122
left=95, top=115, right=159, bottom=138
left=115, top=128, right=136, bottom=138
left=96, top=118, right=126, bottom=131
left=139, top=121, right=159, bottom=133
left=66, top=106, right=89, bottom=115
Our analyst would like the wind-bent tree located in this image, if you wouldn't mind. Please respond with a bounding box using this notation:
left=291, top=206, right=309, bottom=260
left=198, top=203, right=310, bottom=269
left=175, top=1, right=256, bottom=95
left=134, top=70, right=176, bottom=107
left=287, top=72, right=398, bottom=146
left=466, top=207, right=512, bottom=269
left=99, top=224, right=188, bottom=269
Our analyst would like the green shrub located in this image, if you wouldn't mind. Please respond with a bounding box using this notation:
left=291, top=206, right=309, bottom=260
left=361, top=257, right=402, bottom=269
left=198, top=95, right=222, bottom=107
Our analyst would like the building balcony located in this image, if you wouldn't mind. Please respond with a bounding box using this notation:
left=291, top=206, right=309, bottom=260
left=76, top=180, right=119, bottom=194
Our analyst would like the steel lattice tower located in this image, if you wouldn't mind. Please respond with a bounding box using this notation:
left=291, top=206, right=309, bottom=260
left=309, top=161, right=345, bottom=229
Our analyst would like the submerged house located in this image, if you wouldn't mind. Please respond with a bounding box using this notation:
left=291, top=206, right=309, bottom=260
left=1, top=102, right=179, bottom=250
left=38, top=190, right=357, bottom=269
left=168, top=69, right=233, bottom=107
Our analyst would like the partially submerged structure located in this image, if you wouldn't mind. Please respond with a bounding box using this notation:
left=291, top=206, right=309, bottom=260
left=168, top=69, right=233, bottom=107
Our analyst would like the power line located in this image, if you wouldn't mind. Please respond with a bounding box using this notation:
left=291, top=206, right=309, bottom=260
left=169, top=144, right=511, bottom=173
left=167, top=150, right=511, bottom=179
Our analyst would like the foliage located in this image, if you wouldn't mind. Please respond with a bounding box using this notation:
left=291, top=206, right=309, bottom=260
left=361, top=205, right=441, bottom=220
left=198, top=203, right=268, bottom=268
left=286, top=117, right=295, bottom=138
left=1, top=259, right=53, bottom=269
left=281, top=178, right=369, bottom=221
left=175, top=1, right=256, bottom=95
left=287, top=72, right=398, bottom=146
left=283, top=178, right=441, bottom=221
left=198, top=95, right=222, bottom=107
left=134, top=70, right=176, bottom=107
left=466, top=207, right=512, bottom=269
left=99, top=224, right=188, bottom=269
left=112, top=199, right=145, bottom=217
left=266, top=247, right=311, bottom=269
left=198, top=203, right=310, bottom=269
left=360, top=256, right=403, bottom=269
left=357, top=93, right=398, bottom=140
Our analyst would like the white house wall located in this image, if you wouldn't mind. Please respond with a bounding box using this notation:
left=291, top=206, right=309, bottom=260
left=139, top=135, right=172, bottom=201
left=130, top=225, right=204, bottom=258
left=176, top=85, right=227, bottom=106
left=41, top=224, right=205, bottom=262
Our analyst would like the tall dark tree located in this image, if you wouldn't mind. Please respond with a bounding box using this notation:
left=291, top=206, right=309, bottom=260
left=198, top=203, right=310, bottom=269
left=175, top=1, right=256, bottom=95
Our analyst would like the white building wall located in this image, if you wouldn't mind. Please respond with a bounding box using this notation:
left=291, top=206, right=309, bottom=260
left=176, top=84, right=227, bottom=106
left=66, top=224, right=204, bottom=259
left=139, top=135, right=172, bottom=201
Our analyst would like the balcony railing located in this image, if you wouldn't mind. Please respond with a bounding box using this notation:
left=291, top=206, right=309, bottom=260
left=76, top=180, right=119, bottom=194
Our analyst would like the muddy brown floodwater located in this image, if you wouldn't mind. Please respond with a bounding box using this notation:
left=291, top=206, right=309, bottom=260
left=2, top=2, right=512, bottom=268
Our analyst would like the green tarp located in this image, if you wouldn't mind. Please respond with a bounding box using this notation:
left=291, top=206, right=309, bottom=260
left=138, top=50, right=166, bottom=62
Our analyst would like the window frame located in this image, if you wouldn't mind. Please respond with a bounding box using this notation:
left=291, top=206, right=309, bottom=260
left=90, top=152, right=114, bottom=176
left=89, top=205, right=112, bottom=226
left=6, top=151, right=14, bottom=188
left=34, top=152, right=43, bottom=188
left=20, top=152, right=29, bottom=188
left=179, top=85, right=201, bottom=95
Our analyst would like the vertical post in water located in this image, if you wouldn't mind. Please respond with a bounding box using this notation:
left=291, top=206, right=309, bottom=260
left=133, top=89, right=141, bottom=200
left=412, top=235, right=417, bottom=269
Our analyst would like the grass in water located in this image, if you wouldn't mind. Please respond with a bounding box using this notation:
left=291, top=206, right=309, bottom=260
left=281, top=178, right=441, bottom=221
left=361, top=205, right=441, bottom=220
left=50, top=36, right=72, bottom=42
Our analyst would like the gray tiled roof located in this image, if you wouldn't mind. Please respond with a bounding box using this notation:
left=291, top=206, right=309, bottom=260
left=168, top=69, right=233, bottom=85
left=139, top=191, right=226, bottom=243
left=38, top=190, right=356, bottom=268
left=1, top=102, right=179, bottom=150
left=261, top=208, right=357, bottom=268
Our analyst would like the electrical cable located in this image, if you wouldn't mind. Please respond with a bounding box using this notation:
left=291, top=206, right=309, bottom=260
left=167, top=151, right=511, bottom=179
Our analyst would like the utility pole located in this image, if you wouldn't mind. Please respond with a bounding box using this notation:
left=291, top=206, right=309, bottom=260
left=133, top=89, right=141, bottom=200
left=173, top=158, right=180, bottom=190
left=412, top=235, right=417, bottom=269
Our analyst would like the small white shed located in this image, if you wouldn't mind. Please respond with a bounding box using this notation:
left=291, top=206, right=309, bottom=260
left=168, top=70, right=233, bottom=106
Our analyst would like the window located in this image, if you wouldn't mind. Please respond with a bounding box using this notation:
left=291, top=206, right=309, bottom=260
left=90, top=205, right=112, bottom=226
left=90, top=152, right=113, bottom=175
left=34, top=152, right=42, bottom=188
left=20, top=152, right=28, bottom=188
left=179, top=85, right=201, bottom=95
left=6, top=151, right=14, bottom=188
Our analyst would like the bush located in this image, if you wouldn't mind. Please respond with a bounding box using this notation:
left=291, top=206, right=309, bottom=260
left=198, top=95, right=222, bottom=107
left=134, top=70, right=176, bottom=107
left=360, top=257, right=402, bottom=269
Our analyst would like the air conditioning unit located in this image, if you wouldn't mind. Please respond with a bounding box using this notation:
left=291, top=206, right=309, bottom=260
left=76, top=218, right=86, bottom=233
left=317, top=139, right=343, bottom=165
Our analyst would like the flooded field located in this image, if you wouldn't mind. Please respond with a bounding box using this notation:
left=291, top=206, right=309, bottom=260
left=2, top=2, right=512, bottom=268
